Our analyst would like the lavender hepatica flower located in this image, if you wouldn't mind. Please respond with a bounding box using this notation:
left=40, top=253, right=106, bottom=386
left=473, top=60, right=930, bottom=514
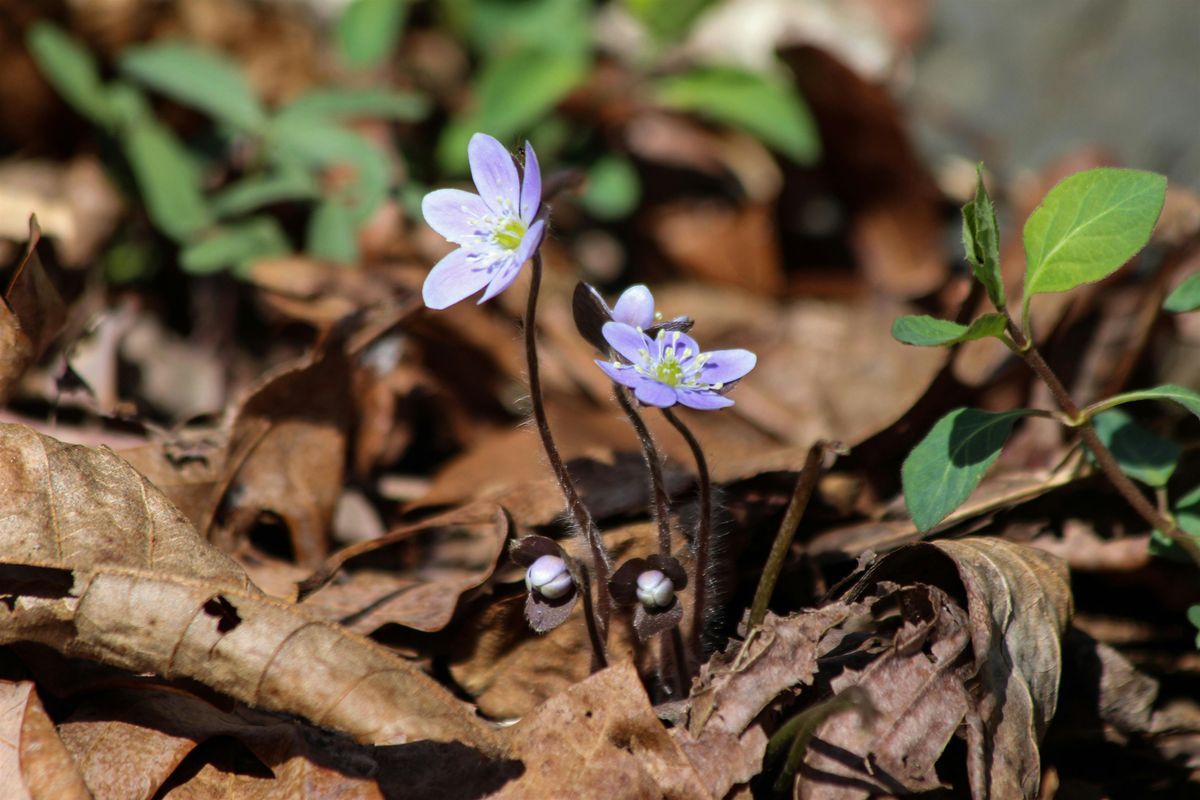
left=595, top=322, right=756, bottom=410
left=421, top=133, right=546, bottom=309
left=572, top=281, right=693, bottom=353
left=510, top=534, right=577, bottom=633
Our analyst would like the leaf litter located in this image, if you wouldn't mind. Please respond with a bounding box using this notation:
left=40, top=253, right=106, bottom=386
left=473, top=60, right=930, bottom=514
left=0, top=4, right=1198, bottom=798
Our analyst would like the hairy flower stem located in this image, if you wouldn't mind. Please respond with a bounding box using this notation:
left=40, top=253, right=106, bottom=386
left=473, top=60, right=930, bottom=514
left=615, top=386, right=690, bottom=691
left=662, top=407, right=713, bottom=660
left=749, top=442, right=828, bottom=630
left=1006, top=317, right=1200, bottom=568
left=525, top=253, right=611, bottom=665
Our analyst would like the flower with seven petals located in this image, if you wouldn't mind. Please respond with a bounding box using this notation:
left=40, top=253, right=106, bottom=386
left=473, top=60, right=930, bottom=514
left=595, top=322, right=756, bottom=410
left=421, top=133, right=545, bottom=309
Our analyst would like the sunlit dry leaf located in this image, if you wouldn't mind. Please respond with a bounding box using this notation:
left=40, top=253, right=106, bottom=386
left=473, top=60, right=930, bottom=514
left=0, top=216, right=66, bottom=402
left=218, top=334, right=353, bottom=567
left=646, top=201, right=785, bottom=295
left=119, top=433, right=225, bottom=532
left=0, top=423, right=248, bottom=586
left=0, top=562, right=498, bottom=749
left=0, top=679, right=90, bottom=800
left=496, top=660, right=708, bottom=799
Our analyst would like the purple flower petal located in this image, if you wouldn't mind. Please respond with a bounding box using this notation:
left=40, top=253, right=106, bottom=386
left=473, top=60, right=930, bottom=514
left=468, top=133, right=520, bottom=216
left=514, top=218, right=546, bottom=266
left=520, top=141, right=542, bottom=225
left=699, top=349, right=757, bottom=384
left=612, top=285, right=655, bottom=329
left=478, top=255, right=520, bottom=304
left=595, top=359, right=641, bottom=389
left=602, top=322, right=652, bottom=365
left=421, top=188, right=489, bottom=244
left=422, top=248, right=492, bottom=309
left=633, top=377, right=677, bottom=407
left=676, top=389, right=734, bottom=410
left=663, top=331, right=701, bottom=362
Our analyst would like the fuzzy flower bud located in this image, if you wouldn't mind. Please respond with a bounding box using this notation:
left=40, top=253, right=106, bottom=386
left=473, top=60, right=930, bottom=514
left=612, top=284, right=656, bottom=329
left=525, top=554, right=573, bottom=599
left=635, top=569, right=675, bottom=609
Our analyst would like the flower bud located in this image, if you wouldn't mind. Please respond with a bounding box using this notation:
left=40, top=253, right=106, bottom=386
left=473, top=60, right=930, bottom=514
left=635, top=569, right=675, bottom=609
left=612, top=285, right=655, bottom=330
left=526, top=555, right=573, bottom=599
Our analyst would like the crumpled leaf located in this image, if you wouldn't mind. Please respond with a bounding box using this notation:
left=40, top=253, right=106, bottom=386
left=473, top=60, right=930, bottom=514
left=0, top=679, right=90, bottom=800
left=0, top=562, right=498, bottom=749
left=495, top=660, right=708, bottom=799
left=0, top=216, right=66, bottom=402
left=217, top=334, right=353, bottom=567
left=842, top=537, right=1073, bottom=800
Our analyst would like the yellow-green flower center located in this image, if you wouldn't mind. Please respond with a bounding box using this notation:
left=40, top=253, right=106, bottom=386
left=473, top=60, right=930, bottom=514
left=494, top=218, right=526, bottom=250
left=654, top=353, right=683, bottom=386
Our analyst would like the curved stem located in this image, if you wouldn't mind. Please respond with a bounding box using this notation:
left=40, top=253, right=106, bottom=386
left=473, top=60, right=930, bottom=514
left=614, top=386, right=673, bottom=555
left=1005, top=316, right=1200, bottom=569
left=525, top=253, right=610, bottom=665
left=749, top=442, right=827, bottom=630
left=662, top=407, right=712, bottom=660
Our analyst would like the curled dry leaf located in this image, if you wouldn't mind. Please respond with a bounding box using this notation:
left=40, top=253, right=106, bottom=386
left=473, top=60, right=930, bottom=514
left=834, top=537, right=1073, bottom=800
left=0, top=679, right=90, bottom=800
left=0, top=562, right=498, bottom=750
left=217, top=332, right=354, bottom=567
left=495, top=660, right=709, bottom=799
left=0, top=216, right=66, bottom=402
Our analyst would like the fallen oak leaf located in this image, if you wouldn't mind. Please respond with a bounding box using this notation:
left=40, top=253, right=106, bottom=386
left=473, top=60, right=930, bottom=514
left=0, top=679, right=90, bottom=800
left=0, top=562, right=499, bottom=750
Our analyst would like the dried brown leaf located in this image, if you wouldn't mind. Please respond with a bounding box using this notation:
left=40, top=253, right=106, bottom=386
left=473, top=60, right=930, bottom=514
left=0, top=217, right=65, bottom=401
left=0, top=679, right=90, bottom=800
left=0, top=562, right=498, bottom=749
left=496, top=660, right=708, bottom=799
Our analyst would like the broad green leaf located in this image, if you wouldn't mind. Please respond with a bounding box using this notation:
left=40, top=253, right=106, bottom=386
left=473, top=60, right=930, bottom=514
left=120, top=42, right=266, bottom=132
left=307, top=198, right=358, bottom=264
left=180, top=217, right=291, bottom=276
left=891, top=313, right=1008, bottom=347
left=121, top=118, right=212, bottom=241
left=211, top=169, right=320, bottom=218
left=1084, top=384, right=1200, bottom=422
left=1164, top=272, right=1200, bottom=313
left=1189, top=605, right=1200, bottom=649
left=280, top=87, right=428, bottom=122
left=625, top=0, right=716, bottom=44
left=1151, top=484, right=1200, bottom=563
left=654, top=67, right=819, bottom=164
left=580, top=155, right=640, bottom=220
left=441, top=0, right=590, bottom=58
left=336, top=0, right=407, bottom=68
left=269, top=115, right=390, bottom=221
left=962, top=167, right=1005, bottom=309
left=1023, top=168, right=1166, bottom=301
left=26, top=22, right=117, bottom=128
left=902, top=408, right=1033, bottom=532
left=438, top=49, right=588, bottom=173
left=1089, top=409, right=1180, bottom=488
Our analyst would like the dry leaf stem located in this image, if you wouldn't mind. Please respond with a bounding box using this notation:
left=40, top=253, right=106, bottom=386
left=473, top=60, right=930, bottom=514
left=525, top=253, right=611, bottom=666
left=749, top=442, right=828, bottom=630
left=662, top=407, right=712, bottom=660
left=1006, top=317, right=1200, bottom=568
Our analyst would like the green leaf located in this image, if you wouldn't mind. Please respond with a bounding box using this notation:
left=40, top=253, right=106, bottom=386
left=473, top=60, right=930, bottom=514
left=336, top=0, right=407, bottom=68
left=1164, top=272, right=1200, bottom=313
left=180, top=217, right=291, bottom=276
left=211, top=169, right=320, bottom=218
left=1088, top=409, right=1180, bottom=488
left=1085, top=384, right=1200, bottom=422
left=962, top=167, right=1005, bottom=309
left=1152, top=485, right=1200, bottom=564
left=1188, top=605, right=1200, bottom=649
left=280, top=87, right=427, bottom=122
left=580, top=156, right=641, bottom=220
left=120, top=42, right=266, bottom=132
left=121, top=118, right=212, bottom=241
left=26, top=21, right=118, bottom=128
left=891, top=313, right=1008, bottom=347
left=269, top=115, right=390, bottom=220
left=654, top=67, right=819, bottom=164
left=438, top=48, right=588, bottom=173
left=625, top=0, right=716, bottom=44
left=441, top=0, right=590, bottom=58
left=1022, top=168, right=1166, bottom=302
left=307, top=198, right=358, bottom=264
left=902, top=408, right=1033, bottom=532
